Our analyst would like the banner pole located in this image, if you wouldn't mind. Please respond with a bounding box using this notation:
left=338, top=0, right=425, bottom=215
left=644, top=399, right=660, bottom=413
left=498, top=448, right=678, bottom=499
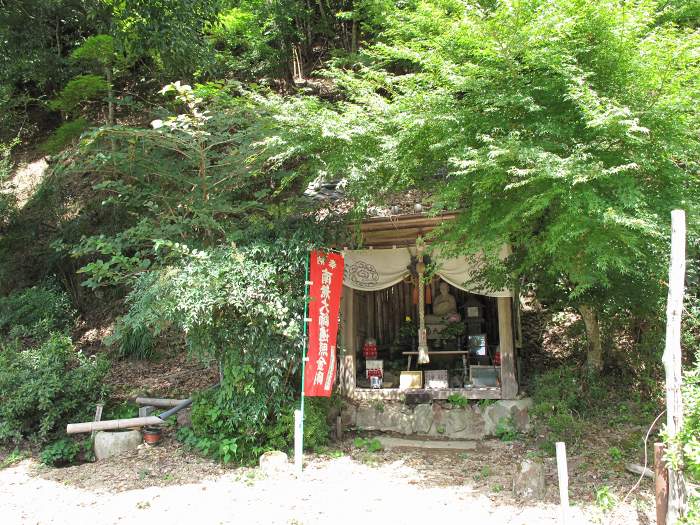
left=295, top=251, right=311, bottom=474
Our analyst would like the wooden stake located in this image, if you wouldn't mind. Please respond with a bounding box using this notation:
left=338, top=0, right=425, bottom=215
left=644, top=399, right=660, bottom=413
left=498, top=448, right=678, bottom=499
left=655, top=442, right=669, bottom=525
left=556, top=442, right=569, bottom=525
left=91, top=403, right=103, bottom=440
left=663, top=210, right=688, bottom=523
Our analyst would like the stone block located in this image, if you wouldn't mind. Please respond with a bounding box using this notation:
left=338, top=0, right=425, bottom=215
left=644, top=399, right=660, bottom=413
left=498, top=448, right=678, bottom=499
left=341, top=403, right=357, bottom=428
left=259, top=451, right=289, bottom=475
left=357, top=404, right=414, bottom=434
left=177, top=407, right=192, bottom=427
left=512, top=459, right=545, bottom=500
left=443, top=407, right=486, bottom=439
left=484, top=398, right=533, bottom=435
left=413, top=404, right=433, bottom=434
left=94, top=430, right=142, bottom=460
left=138, top=405, right=155, bottom=418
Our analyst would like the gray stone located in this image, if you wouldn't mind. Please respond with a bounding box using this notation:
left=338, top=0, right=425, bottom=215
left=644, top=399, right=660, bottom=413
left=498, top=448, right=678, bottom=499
left=259, top=451, right=289, bottom=475
left=413, top=404, right=433, bottom=434
left=138, top=405, right=155, bottom=418
left=357, top=404, right=414, bottom=434
left=443, top=407, right=486, bottom=439
left=377, top=437, right=476, bottom=450
left=356, top=406, right=380, bottom=430
left=94, top=430, right=142, bottom=460
left=177, top=407, right=192, bottom=427
left=341, top=403, right=357, bottom=428
left=484, top=398, right=533, bottom=435
left=512, top=459, right=546, bottom=500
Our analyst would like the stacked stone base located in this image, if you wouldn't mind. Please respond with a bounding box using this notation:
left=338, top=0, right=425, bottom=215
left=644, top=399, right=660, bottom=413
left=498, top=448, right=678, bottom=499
left=343, top=398, right=532, bottom=440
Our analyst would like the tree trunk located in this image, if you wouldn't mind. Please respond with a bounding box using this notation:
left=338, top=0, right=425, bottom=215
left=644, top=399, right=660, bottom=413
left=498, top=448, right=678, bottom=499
left=579, top=304, right=603, bottom=371
left=105, top=65, right=114, bottom=125
left=663, top=209, right=688, bottom=523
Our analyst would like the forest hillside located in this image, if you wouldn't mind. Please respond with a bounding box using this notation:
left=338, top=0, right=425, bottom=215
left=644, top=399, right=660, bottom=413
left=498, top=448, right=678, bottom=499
left=1, top=1, right=700, bottom=521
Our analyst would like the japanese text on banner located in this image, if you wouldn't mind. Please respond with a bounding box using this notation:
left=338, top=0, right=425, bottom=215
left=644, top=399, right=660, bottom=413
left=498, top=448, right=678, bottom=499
left=304, top=250, right=344, bottom=397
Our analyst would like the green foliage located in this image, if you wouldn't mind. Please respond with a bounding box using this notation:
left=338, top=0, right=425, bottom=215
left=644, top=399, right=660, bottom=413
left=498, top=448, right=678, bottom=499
left=49, top=75, right=109, bottom=116
left=106, top=321, right=157, bottom=360
left=447, top=393, right=468, bottom=408
left=353, top=437, right=383, bottom=453
left=531, top=365, right=610, bottom=452
left=266, top=398, right=331, bottom=454
left=0, top=449, right=24, bottom=469
left=0, top=334, right=108, bottom=444
left=494, top=417, right=518, bottom=442
left=102, top=401, right=138, bottom=421
left=595, top=485, right=617, bottom=512
left=608, top=446, right=623, bottom=462
left=0, top=137, right=18, bottom=226
left=71, top=35, right=116, bottom=67
left=40, top=119, right=91, bottom=155
left=0, top=283, right=75, bottom=341
left=39, top=438, right=81, bottom=466
left=666, top=345, right=700, bottom=484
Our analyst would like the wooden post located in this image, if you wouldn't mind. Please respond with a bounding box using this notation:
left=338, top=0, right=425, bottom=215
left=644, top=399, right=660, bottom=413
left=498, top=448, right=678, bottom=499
left=556, top=442, right=570, bottom=525
left=340, top=286, right=357, bottom=394
left=655, top=442, right=669, bottom=525
left=662, top=210, right=688, bottom=523
left=498, top=296, right=518, bottom=399
left=91, top=403, right=103, bottom=440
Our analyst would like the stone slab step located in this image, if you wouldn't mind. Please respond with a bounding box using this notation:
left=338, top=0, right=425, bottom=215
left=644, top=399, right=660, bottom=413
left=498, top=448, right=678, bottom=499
left=377, top=437, right=477, bottom=450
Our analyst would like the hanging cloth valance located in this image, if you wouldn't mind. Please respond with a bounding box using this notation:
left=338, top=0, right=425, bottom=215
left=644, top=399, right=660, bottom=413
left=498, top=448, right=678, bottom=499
left=342, top=247, right=512, bottom=298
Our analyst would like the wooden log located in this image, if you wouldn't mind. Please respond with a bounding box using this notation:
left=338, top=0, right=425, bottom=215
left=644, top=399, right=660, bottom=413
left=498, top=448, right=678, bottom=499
left=655, top=442, right=669, bottom=525
left=67, top=416, right=164, bottom=435
left=556, top=442, right=570, bottom=525
left=135, top=397, right=186, bottom=408
left=626, top=463, right=653, bottom=479
left=663, top=210, right=688, bottom=523
left=498, top=297, right=518, bottom=399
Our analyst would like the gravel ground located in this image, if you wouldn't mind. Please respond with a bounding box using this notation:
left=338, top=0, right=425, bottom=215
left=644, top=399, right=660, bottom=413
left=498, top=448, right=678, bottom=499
left=0, top=438, right=654, bottom=525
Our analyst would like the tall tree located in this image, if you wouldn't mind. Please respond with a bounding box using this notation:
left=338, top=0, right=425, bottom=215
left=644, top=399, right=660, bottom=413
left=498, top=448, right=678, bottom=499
left=279, top=0, right=700, bottom=370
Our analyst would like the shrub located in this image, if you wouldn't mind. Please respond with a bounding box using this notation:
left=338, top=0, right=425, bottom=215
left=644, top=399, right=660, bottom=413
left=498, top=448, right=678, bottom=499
left=447, top=393, right=468, bottom=408
left=0, top=283, right=75, bottom=341
left=39, top=438, right=81, bottom=466
left=106, top=322, right=156, bottom=360
left=494, top=417, right=518, bottom=442
left=40, top=119, right=91, bottom=154
left=353, top=437, right=383, bottom=453
left=530, top=365, right=606, bottom=452
left=266, top=398, right=331, bottom=454
left=49, top=75, right=109, bottom=116
left=0, top=334, right=108, bottom=444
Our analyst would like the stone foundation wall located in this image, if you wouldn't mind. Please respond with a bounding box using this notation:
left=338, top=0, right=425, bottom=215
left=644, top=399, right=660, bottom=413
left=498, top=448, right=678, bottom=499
left=341, top=398, right=532, bottom=440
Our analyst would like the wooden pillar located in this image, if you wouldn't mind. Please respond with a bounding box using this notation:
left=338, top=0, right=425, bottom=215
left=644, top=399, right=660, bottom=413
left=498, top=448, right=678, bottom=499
left=340, top=286, right=356, bottom=395
left=497, top=296, right=518, bottom=399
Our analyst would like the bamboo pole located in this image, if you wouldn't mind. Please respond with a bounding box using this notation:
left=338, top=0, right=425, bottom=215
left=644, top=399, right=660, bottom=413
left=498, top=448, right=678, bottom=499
left=663, top=210, right=688, bottom=523
left=135, top=397, right=186, bottom=408
left=67, top=416, right=164, bottom=435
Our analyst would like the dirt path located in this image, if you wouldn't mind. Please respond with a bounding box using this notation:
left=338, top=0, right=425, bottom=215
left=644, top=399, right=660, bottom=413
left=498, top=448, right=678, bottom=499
left=0, top=442, right=653, bottom=525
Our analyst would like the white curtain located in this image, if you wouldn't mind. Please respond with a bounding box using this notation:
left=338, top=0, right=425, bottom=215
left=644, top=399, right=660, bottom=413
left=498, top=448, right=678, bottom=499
left=342, top=247, right=512, bottom=297
left=342, top=248, right=411, bottom=291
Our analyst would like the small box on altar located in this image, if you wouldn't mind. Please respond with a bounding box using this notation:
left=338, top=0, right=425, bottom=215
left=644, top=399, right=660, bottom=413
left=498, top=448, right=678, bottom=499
left=424, top=370, right=449, bottom=389
left=470, top=365, right=500, bottom=387
left=400, top=371, right=423, bottom=390
left=365, top=359, right=383, bottom=379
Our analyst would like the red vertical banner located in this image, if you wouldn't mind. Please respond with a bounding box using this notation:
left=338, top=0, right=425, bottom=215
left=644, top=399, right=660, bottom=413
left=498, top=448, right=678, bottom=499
left=304, top=250, right=344, bottom=397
